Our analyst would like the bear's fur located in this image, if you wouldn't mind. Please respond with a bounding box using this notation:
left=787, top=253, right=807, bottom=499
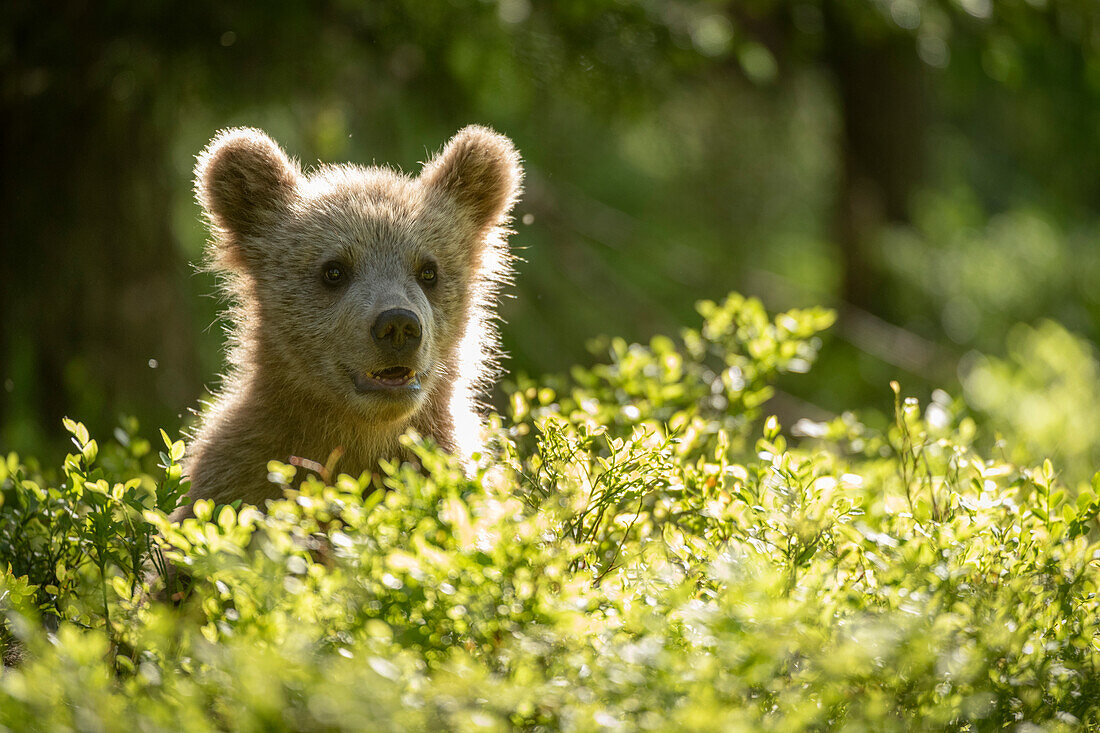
left=177, top=125, right=522, bottom=515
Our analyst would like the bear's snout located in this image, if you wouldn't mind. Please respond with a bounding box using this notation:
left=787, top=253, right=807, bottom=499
left=371, top=308, right=422, bottom=355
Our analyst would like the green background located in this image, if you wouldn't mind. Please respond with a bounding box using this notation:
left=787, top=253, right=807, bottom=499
left=3, top=0, right=1099, bottom=480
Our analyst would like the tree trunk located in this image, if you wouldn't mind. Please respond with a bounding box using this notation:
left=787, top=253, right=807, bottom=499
left=823, top=3, right=929, bottom=314
left=1, top=4, right=201, bottom=451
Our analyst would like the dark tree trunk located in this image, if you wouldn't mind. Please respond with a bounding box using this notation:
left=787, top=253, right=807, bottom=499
left=823, top=3, right=929, bottom=313
left=0, top=3, right=202, bottom=450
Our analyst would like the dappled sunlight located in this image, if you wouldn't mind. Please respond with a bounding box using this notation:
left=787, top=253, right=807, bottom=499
left=4, top=1, right=1100, bottom=728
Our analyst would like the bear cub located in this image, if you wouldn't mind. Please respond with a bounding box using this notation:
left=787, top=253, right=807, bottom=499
left=179, top=125, right=523, bottom=515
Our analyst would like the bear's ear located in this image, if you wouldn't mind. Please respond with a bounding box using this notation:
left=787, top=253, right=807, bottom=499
left=195, top=127, right=301, bottom=239
left=419, top=125, right=523, bottom=231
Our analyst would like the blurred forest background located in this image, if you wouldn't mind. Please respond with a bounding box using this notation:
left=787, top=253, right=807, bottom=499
left=3, top=0, right=1100, bottom=483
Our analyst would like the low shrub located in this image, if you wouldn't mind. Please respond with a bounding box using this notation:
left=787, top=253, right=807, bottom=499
left=2, top=293, right=1098, bottom=731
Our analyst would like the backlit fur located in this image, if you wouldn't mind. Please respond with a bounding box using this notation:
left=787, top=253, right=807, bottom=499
left=178, top=126, right=522, bottom=514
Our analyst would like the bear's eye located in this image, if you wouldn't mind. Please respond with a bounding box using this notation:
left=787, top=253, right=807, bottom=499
left=321, top=262, right=346, bottom=286
left=418, top=263, right=438, bottom=285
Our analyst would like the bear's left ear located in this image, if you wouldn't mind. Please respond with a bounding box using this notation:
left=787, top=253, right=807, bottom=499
left=419, top=125, right=523, bottom=231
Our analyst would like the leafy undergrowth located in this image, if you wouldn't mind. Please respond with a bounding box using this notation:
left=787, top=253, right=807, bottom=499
left=2, top=294, right=1099, bottom=731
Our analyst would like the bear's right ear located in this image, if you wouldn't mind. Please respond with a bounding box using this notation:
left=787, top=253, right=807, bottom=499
left=195, top=128, right=300, bottom=243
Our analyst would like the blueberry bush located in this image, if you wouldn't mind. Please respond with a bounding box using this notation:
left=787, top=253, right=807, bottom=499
left=2, top=294, right=1098, bottom=731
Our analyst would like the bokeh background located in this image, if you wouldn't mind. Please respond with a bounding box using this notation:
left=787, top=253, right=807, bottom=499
left=3, top=0, right=1100, bottom=483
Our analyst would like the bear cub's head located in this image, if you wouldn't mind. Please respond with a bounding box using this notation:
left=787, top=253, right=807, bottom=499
left=195, top=126, right=522, bottom=425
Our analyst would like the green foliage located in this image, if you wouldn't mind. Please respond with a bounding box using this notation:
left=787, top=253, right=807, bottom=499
left=509, top=293, right=834, bottom=446
left=962, top=320, right=1100, bottom=489
left=2, top=294, right=1100, bottom=730
left=0, top=419, right=186, bottom=629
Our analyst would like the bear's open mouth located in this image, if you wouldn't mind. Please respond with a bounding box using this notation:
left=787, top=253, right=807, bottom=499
left=351, top=366, right=421, bottom=393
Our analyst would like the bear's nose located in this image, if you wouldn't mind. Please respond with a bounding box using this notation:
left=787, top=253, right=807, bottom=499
left=371, top=308, right=422, bottom=354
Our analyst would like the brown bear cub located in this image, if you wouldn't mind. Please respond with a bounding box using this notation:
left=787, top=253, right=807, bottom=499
left=177, top=125, right=522, bottom=516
